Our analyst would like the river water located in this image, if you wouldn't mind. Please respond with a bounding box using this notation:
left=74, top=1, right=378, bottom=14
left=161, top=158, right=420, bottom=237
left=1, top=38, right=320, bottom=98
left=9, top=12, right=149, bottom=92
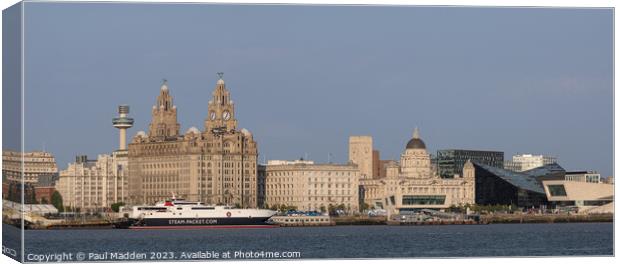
left=2, top=223, right=613, bottom=261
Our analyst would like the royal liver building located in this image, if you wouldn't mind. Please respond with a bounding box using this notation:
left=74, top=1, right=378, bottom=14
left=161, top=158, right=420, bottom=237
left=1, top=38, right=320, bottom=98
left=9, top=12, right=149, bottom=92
left=128, top=75, right=258, bottom=207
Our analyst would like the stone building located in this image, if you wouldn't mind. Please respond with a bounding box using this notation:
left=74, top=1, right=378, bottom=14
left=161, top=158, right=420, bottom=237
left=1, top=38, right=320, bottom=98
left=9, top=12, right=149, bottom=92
left=2, top=150, right=59, bottom=203
left=360, top=128, right=475, bottom=213
left=56, top=151, right=128, bottom=211
left=436, top=149, right=504, bottom=178
left=348, top=136, right=373, bottom=179
left=2, top=150, right=58, bottom=184
left=128, top=76, right=258, bottom=207
left=258, top=160, right=359, bottom=212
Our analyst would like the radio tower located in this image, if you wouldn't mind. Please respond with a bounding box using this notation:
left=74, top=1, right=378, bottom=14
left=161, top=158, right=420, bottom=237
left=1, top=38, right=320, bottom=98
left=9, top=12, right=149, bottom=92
left=112, top=105, right=134, bottom=150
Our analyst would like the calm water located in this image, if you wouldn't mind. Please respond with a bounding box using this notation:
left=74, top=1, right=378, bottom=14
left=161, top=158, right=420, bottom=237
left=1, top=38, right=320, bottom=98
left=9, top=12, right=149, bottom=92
left=3, top=223, right=614, bottom=261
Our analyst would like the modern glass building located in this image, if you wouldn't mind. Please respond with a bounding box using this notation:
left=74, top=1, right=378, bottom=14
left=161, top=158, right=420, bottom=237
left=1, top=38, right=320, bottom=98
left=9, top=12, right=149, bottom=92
left=437, top=149, right=504, bottom=178
left=471, top=162, right=563, bottom=208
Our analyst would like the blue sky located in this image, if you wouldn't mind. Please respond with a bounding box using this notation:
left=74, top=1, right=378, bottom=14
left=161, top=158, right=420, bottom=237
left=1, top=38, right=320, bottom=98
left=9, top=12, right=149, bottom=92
left=17, top=3, right=612, bottom=175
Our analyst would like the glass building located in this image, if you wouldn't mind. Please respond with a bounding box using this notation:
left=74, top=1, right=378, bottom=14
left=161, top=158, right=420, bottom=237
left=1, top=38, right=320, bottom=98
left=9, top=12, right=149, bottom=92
left=471, top=162, right=564, bottom=208
left=437, top=149, right=504, bottom=178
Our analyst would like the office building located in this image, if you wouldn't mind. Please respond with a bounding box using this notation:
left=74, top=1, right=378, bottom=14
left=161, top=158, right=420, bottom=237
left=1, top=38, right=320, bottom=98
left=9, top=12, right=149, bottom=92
left=505, top=154, right=557, bottom=172
left=437, top=149, right=504, bottom=178
left=56, top=152, right=129, bottom=211
left=259, top=160, right=359, bottom=212
left=2, top=150, right=58, bottom=184
left=360, top=128, right=475, bottom=213
left=128, top=76, right=258, bottom=207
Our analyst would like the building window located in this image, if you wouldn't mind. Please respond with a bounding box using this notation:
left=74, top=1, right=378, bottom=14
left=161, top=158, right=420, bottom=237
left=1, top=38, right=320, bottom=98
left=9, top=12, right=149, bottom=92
left=547, top=185, right=567, bottom=196
left=402, top=195, right=446, bottom=205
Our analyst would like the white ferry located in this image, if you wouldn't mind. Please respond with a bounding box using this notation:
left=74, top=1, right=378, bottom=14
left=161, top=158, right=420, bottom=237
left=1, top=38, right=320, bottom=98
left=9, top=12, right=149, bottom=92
left=120, top=198, right=277, bottom=229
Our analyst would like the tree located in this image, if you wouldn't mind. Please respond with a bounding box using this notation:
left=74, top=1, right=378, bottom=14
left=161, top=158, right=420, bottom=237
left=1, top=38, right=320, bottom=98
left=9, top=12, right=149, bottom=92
left=111, top=202, right=125, bottom=213
left=361, top=203, right=370, bottom=212
left=40, top=197, right=49, bottom=204
left=51, top=191, right=64, bottom=212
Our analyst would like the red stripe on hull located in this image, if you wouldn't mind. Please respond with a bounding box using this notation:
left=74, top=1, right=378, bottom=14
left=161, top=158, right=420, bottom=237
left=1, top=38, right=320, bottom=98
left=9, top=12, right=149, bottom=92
left=129, top=225, right=279, bottom=230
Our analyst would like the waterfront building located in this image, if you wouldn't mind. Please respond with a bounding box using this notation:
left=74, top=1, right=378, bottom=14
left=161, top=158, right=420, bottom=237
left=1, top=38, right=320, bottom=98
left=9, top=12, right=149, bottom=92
left=348, top=136, right=373, bottom=179
left=259, top=160, right=359, bottom=212
left=436, top=149, right=504, bottom=178
left=505, top=154, right=557, bottom=172
left=542, top=179, right=613, bottom=213
left=53, top=104, right=133, bottom=211
left=565, top=171, right=601, bottom=183
left=56, top=152, right=128, bottom=211
left=2, top=150, right=59, bottom=203
left=128, top=76, right=258, bottom=207
left=2, top=150, right=58, bottom=184
left=469, top=162, right=560, bottom=208
left=360, top=129, right=475, bottom=213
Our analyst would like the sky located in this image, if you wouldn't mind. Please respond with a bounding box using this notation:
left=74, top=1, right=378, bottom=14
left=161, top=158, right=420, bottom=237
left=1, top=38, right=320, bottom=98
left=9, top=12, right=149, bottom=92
left=11, top=3, right=613, bottom=176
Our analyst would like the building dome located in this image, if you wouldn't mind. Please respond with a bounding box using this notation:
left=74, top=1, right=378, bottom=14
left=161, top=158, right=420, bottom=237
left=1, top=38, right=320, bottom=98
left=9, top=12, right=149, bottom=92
left=406, top=138, right=426, bottom=149
left=186, top=126, right=200, bottom=135
left=406, top=127, right=426, bottom=149
left=241, top=128, right=252, bottom=137
left=136, top=131, right=147, bottom=138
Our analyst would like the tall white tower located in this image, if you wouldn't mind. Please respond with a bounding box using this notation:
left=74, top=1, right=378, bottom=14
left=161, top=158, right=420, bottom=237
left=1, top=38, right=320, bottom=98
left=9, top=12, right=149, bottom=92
left=112, top=105, right=134, bottom=150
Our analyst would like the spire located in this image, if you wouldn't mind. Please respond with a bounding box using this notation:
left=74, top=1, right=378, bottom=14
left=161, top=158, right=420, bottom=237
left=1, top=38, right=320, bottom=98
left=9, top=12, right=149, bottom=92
left=413, top=127, right=420, bottom=139
left=161, top=79, right=169, bottom=91
left=148, top=79, right=180, bottom=138
left=217, top=72, right=225, bottom=85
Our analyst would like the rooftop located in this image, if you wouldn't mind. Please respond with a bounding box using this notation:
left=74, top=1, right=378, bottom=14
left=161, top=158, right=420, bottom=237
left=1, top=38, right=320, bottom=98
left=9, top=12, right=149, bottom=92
left=472, top=161, right=546, bottom=194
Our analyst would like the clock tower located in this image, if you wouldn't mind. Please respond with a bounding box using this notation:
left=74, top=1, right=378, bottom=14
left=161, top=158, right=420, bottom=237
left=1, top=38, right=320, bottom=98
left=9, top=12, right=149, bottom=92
left=205, top=73, right=238, bottom=132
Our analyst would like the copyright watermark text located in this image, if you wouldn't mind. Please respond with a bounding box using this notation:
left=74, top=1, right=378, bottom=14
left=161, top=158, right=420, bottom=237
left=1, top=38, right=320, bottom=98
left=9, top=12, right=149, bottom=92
left=25, top=249, right=301, bottom=262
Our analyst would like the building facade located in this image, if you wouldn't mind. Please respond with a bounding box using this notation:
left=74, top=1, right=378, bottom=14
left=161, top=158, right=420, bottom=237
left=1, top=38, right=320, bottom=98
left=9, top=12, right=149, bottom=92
left=565, top=171, right=601, bottom=183
left=505, top=154, right=557, bottom=172
left=542, top=179, right=613, bottom=213
left=2, top=150, right=58, bottom=184
left=437, top=149, right=504, bottom=178
left=348, top=136, right=373, bottom=179
left=56, top=151, right=129, bottom=211
left=128, top=76, right=258, bottom=207
left=360, top=129, right=475, bottom=213
left=470, top=162, right=549, bottom=208
left=259, top=160, right=360, bottom=212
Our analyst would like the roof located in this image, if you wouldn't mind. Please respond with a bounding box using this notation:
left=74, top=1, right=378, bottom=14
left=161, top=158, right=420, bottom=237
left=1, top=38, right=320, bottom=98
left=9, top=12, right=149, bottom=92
left=3, top=200, right=59, bottom=214
left=406, top=138, right=426, bottom=149
left=406, top=127, right=426, bottom=149
left=472, top=161, right=545, bottom=194
left=522, top=163, right=566, bottom=177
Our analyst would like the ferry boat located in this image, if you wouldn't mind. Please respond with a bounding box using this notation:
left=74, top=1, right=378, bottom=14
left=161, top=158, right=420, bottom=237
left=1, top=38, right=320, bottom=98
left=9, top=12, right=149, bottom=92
left=118, top=198, right=277, bottom=229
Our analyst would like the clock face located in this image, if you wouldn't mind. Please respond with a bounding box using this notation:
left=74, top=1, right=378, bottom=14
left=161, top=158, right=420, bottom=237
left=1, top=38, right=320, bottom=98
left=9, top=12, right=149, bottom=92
left=210, top=111, right=216, bottom=120
left=223, top=111, right=231, bottom=120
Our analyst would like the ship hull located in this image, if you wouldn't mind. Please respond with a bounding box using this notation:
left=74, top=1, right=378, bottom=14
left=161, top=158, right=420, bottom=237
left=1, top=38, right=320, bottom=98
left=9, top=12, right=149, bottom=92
left=135, top=217, right=272, bottom=227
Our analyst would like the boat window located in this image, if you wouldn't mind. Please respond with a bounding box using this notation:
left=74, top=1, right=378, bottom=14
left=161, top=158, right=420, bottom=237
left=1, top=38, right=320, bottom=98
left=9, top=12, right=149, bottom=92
left=138, top=207, right=167, bottom=211
left=191, top=207, right=215, bottom=210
